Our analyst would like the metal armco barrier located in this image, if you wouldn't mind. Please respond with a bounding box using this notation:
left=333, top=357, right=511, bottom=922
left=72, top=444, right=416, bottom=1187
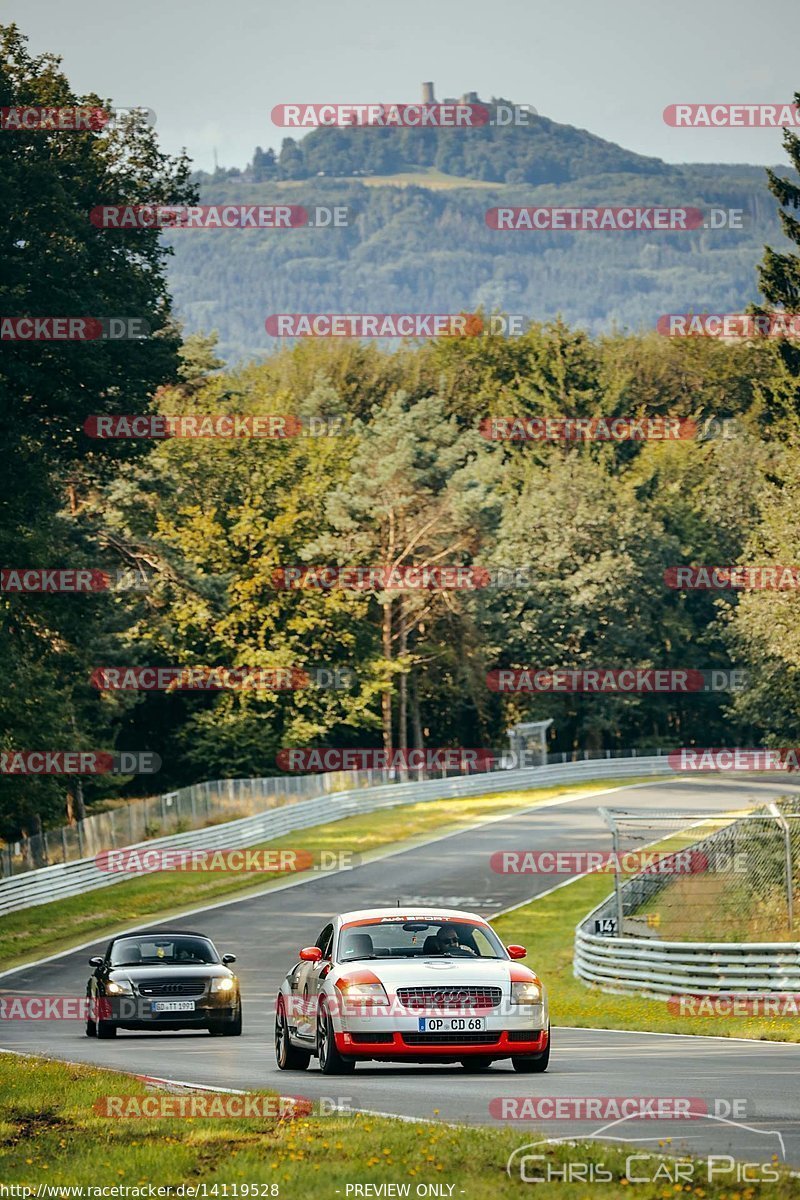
left=574, top=802, right=800, bottom=996
left=574, top=917, right=800, bottom=996
left=0, top=754, right=670, bottom=916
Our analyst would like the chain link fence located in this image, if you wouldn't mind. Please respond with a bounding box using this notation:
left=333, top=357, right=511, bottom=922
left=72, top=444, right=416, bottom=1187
left=599, top=796, right=800, bottom=942
left=0, top=745, right=665, bottom=878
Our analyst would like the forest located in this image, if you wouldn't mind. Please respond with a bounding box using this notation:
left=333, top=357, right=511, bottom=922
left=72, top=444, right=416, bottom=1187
left=3, top=23, right=800, bottom=843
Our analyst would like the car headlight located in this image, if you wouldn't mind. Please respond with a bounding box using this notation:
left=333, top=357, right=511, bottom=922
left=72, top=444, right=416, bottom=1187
left=511, top=980, right=542, bottom=1005
left=334, top=977, right=389, bottom=1006
left=106, top=980, right=133, bottom=995
left=211, top=976, right=235, bottom=993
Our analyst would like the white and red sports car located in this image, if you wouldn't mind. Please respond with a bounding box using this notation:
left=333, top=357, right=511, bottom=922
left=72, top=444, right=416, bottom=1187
left=274, top=906, right=549, bottom=1073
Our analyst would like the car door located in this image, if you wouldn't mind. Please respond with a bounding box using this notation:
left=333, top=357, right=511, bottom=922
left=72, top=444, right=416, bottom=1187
left=306, top=922, right=334, bottom=1042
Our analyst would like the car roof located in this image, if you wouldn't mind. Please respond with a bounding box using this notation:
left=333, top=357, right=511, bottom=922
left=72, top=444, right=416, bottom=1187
left=337, top=907, right=489, bottom=924
left=109, top=929, right=212, bottom=941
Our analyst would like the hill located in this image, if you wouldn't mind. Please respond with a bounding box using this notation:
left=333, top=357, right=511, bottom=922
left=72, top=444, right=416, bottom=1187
left=167, top=101, right=787, bottom=363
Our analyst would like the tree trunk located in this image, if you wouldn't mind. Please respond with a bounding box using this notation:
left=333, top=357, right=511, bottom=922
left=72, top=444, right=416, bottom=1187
left=32, top=812, right=47, bottom=868
left=398, top=600, right=408, bottom=752
left=74, top=777, right=86, bottom=822
left=411, top=670, right=423, bottom=750
left=382, top=598, right=393, bottom=755
left=397, top=603, right=408, bottom=779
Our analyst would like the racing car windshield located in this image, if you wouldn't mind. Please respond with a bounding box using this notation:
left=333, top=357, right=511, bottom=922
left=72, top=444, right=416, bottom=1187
left=338, top=919, right=506, bottom=961
left=109, top=935, right=220, bottom=966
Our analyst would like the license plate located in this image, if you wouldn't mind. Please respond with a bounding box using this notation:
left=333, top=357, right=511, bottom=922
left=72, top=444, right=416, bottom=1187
left=417, top=1017, right=486, bottom=1032
left=152, top=1000, right=195, bottom=1012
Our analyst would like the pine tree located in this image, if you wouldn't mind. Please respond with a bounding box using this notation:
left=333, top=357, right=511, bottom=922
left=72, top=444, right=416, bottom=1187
left=757, top=90, right=800, bottom=425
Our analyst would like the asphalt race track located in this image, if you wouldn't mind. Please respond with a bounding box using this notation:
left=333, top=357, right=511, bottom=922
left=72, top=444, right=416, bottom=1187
left=3, top=777, right=800, bottom=1170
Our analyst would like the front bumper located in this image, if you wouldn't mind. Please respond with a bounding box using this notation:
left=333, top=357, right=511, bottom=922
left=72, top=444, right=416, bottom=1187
left=95, top=995, right=238, bottom=1027
left=335, top=1026, right=549, bottom=1060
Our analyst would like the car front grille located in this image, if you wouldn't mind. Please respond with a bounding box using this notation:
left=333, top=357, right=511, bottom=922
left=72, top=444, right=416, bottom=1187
left=350, top=1032, right=394, bottom=1044
left=507, top=1029, right=543, bottom=1042
left=396, top=986, right=502, bottom=1010
left=136, top=980, right=207, bottom=997
left=402, top=1031, right=501, bottom=1045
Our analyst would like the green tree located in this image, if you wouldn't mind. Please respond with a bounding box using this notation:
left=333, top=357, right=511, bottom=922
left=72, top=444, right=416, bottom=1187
left=0, top=23, right=195, bottom=838
left=306, top=390, right=500, bottom=754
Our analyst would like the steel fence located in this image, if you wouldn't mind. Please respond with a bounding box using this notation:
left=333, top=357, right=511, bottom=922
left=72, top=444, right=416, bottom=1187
left=574, top=797, right=800, bottom=996
left=0, top=753, right=672, bottom=915
left=0, top=746, right=666, bottom=879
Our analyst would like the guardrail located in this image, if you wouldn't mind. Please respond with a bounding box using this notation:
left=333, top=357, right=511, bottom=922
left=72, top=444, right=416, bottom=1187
left=0, top=753, right=671, bottom=916
left=1, top=746, right=669, bottom=878
left=574, top=915, right=800, bottom=995
left=574, top=801, right=800, bottom=996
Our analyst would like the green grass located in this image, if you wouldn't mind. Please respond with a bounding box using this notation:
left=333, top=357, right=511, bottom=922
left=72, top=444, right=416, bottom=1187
left=272, top=165, right=498, bottom=190
left=0, top=778, right=657, bottom=970
left=1, top=1054, right=795, bottom=1197
left=493, top=868, right=800, bottom=1042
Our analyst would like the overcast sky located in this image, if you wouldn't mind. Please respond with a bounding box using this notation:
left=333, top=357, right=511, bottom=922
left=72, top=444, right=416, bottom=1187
left=5, top=0, right=798, bottom=172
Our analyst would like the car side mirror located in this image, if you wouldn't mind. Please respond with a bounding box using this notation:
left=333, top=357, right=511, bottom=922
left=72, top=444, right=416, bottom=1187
left=89, top=956, right=104, bottom=968
left=507, top=944, right=527, bottom=960
left=222, top=954, right=236, bottom=965
left=299, top=946, right=322, bottom=962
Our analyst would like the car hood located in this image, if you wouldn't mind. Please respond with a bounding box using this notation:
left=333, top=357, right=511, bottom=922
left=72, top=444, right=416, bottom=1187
left=334, top=957, right=538, bottom=990
left=109, top=965, right=232, bottom=981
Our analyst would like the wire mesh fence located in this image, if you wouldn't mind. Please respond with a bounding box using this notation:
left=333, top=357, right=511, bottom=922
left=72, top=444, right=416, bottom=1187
left=0, top=745, right=665, bottom=878
left=599, top=796, right=800, bottom=942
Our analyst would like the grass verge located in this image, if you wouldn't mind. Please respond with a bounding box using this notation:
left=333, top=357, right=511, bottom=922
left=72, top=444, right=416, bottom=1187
left=492, top=869, right=800, bottom=1042
left=0, top=777, right=658, bottom=971
left=1, top=1054, right=795, bottom=1197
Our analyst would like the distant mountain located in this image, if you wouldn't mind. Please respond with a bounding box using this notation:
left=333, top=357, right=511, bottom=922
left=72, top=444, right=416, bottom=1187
left=170, top=101, right=788, bottom=363
left=272, top=108, right=672, bottom=186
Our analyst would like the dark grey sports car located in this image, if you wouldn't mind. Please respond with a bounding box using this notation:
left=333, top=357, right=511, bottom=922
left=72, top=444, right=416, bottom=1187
left=85, top=929, right=242, bottom=1038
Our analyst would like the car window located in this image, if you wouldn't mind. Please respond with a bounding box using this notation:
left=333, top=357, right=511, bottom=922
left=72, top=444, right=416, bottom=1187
left=471, top=927, right=500, bottom=958
left=109, top=936, right=219, bottom=966
left=315, top=923, right=334, bottom=958
left=338, top=919, right=506, bottom=960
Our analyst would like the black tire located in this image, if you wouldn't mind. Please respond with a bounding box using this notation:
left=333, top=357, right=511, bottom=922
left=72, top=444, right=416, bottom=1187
left=316, top=999, right=355, bottom=1075
left=460, top=1057, right=493, bottom=1071
left=512, top=1025, right=550, bottom=1073
left=210, top=1003, right=243, bottom=1037
left=97, top=1019, right=117, bottom=1039
left=275, top=1000, right=310, bottom=1070
left=85, top=991, right=99, bottom=1036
